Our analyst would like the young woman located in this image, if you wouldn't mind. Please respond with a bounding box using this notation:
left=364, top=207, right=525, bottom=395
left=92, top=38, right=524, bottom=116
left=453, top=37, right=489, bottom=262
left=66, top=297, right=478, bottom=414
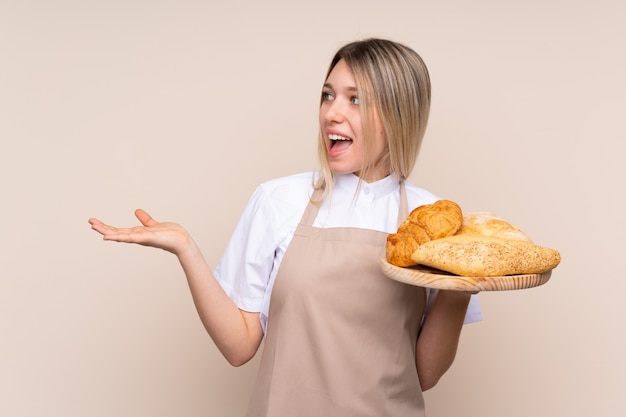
left=89, top=38, right=481, bottom=416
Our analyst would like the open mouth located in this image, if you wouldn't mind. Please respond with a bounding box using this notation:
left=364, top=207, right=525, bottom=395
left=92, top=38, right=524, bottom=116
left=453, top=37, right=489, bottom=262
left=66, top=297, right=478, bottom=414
left=329, top=133, right=353, bottom=155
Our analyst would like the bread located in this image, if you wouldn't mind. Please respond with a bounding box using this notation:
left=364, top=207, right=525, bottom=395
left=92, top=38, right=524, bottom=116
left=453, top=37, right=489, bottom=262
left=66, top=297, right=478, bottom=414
left=411, top=234, right=561, bottom=277
left=457, top=212, right=532, bottom=242
left=386, top=200, right=463, bottom=267
left=385, top=224, right=430, bottom=267
left=386, top=199, right=561, bottom=276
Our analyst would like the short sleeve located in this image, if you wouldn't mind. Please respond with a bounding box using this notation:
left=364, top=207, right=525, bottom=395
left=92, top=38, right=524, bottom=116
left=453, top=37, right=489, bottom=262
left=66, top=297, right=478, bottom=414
left=463, top=293, right=483, bottom=323
left=425, top=289, right=483, bottom=324
left=213, top=185, right=280, bottom=313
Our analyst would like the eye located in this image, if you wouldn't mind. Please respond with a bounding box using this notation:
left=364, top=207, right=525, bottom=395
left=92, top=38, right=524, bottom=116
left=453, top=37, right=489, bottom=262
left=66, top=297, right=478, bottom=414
left=321, top=91, right=334, bottom=101
left=350, top=95, right=360, bottom=105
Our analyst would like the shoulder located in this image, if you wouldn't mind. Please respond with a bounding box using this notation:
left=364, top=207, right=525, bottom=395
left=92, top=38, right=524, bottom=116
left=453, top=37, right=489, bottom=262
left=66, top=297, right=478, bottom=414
left=255, top=171, right=316, bottom=208
left=258, top=171, right=316, bottom=196
left=249, top=171, right=316, bottom=226
left=403, top=180, right=441, bottom=210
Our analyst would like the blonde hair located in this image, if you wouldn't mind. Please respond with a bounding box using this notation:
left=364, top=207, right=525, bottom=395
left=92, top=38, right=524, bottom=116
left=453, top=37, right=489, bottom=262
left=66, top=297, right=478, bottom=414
left=314, top=38, right=431, bottom=201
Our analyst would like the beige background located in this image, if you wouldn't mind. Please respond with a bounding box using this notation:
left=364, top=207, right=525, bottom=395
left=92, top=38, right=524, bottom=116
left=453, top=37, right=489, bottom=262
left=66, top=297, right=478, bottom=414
left=1, top=0, right=624, bottom=416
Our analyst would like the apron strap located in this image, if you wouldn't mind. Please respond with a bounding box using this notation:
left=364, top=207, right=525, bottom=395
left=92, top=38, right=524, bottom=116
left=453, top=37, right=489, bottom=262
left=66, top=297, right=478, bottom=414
left=300, top=187, right=324, bottom=227
left=398, top=181, right=408, bottom=227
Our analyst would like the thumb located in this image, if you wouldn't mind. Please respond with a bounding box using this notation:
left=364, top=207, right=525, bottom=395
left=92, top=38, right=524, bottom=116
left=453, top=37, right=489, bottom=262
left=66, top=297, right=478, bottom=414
left=135, top=209, right=158, bottom=227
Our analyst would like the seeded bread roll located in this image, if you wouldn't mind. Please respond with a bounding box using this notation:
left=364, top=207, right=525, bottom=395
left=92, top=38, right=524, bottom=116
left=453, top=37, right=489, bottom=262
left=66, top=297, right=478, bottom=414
left=386, top=200, right=463, bottom=267
left=410, top=234, right=561, bottom=277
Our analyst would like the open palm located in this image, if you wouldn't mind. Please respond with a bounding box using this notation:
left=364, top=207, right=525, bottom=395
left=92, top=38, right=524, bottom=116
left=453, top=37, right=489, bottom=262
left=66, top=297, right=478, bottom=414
left=88, top=209, right=191, bottom=255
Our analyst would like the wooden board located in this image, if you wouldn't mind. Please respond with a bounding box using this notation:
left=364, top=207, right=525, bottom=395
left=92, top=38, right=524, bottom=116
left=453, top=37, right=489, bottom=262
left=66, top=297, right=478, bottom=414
left=380, top=259, right=552, bottom=292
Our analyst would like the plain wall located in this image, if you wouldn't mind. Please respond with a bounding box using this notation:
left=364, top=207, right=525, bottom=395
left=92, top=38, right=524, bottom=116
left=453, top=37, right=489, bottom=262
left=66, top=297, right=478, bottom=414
left=1, top=0, right=624, bottom=416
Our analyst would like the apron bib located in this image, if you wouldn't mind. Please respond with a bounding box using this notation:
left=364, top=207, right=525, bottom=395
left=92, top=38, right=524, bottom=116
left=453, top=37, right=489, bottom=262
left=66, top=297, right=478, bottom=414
left=247, top=183, right=427, bottom=417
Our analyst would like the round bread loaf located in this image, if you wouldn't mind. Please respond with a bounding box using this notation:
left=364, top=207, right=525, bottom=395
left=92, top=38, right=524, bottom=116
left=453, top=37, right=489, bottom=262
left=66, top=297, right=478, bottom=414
left=457, top=212, right=532, bottom=242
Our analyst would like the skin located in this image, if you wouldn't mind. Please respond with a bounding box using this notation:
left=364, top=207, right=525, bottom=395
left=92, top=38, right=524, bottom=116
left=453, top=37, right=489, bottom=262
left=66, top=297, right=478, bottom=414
left=88, top=59, right=473, bottom=391
left=320, top=59, right=388, bottom=182
left=416, top=290, right=471, bottom=390
left=89, top=209, right=264, bottom=367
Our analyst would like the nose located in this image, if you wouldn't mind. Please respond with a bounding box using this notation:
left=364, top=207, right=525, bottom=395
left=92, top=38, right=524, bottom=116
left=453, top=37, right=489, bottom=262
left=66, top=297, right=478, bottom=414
left=322, top=98, right=346, bottom=124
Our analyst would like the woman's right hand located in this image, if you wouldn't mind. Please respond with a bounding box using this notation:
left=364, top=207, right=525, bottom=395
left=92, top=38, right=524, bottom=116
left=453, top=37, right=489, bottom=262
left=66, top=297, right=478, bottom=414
left=88, top=209, right=192, bottom=256
left=89, top=208, right=264, bottom=365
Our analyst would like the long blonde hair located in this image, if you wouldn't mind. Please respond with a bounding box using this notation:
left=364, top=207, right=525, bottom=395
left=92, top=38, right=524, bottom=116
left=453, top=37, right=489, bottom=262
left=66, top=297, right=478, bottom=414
left=314, top=38, right=432, bottom=202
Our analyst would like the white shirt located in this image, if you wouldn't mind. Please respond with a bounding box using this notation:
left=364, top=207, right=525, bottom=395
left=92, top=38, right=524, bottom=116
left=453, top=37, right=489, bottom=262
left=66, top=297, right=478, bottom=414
left=214, top=172, right=482, bottom=332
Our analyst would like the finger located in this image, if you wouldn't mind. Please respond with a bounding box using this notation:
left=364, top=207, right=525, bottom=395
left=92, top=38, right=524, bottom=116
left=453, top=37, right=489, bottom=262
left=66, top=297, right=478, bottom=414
left=88, top=217, right=130, bottom=238
left=134, top=209, right=158, bottom=227
left=88, top=218, right=110, bottom=235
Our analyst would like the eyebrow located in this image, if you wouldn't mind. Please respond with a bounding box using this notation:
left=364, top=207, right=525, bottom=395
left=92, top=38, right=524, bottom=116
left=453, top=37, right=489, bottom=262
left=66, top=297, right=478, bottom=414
left=323, top=82, right=358, bottom=93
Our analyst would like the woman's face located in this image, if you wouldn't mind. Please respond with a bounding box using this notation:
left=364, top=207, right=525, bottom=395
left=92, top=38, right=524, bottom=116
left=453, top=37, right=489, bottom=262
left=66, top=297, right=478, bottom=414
left=319, top=59, right=388, bottom=182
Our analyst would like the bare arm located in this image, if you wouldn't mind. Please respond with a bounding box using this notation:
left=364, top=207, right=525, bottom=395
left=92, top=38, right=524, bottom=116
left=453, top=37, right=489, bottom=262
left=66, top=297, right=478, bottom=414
left=415, top=290, right=472, bottom=391
left=88, top=209, right=263, bottom=366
